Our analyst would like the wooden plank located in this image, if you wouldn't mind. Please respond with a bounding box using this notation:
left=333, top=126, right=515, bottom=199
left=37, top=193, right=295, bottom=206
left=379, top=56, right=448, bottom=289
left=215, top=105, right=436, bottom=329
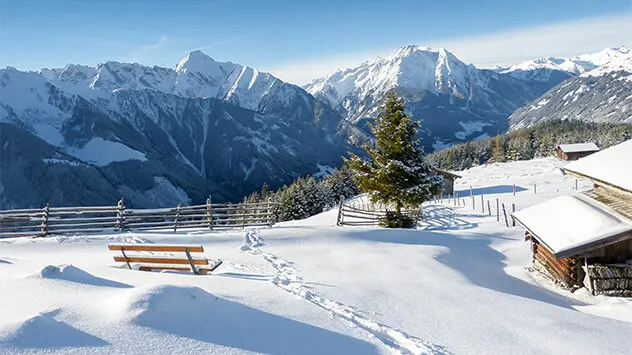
left=113, top=256, right=209, bottom=265
left=108, top=244, right=204, bottom=252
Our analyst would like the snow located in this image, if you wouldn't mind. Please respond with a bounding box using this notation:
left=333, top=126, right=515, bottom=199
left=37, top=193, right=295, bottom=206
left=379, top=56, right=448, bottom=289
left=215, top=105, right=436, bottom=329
left=3, top=157, right=632, bottom=353
left=67, top=138, right=147, bottom=166
left=454, top=121, right=489, bottom=140
left=33, top=123, right=65, bottom=146
left=563, top=139, right=632, bottom=192
left=557, top=142, right=599, bottom=153
left=502, top=47, right=632, bottom=78
left=513, top=195, right=632, bottom=258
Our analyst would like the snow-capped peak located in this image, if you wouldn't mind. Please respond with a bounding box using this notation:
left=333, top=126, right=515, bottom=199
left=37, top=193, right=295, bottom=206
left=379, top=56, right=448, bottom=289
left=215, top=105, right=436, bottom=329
left=305, top=45, right=475, bottom=114
left=176, top=50, right=222, bottom=74
left=502, top=46, right=632, bottom=78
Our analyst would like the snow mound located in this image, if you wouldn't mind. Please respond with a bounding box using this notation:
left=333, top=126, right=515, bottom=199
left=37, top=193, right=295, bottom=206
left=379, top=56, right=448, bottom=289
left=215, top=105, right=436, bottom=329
left=0, top=312, right=108, bottom=348
left=108, top=284, right=216, bottom=325
left=28, top=264, right=131, bottom=288
left=108, top=284, right=378, bottom=354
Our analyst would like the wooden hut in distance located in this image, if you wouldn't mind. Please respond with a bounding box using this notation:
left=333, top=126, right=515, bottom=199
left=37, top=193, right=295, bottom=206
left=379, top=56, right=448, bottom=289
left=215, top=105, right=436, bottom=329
left=435, top=169, right=461, bottom=196
left=513, top=139, right=632, bottom=296
left=555, top=142, right=599, bottom=160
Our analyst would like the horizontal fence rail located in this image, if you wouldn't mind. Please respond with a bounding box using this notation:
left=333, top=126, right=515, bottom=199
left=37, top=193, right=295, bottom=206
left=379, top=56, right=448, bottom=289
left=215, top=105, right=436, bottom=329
left=336, top=196, right=421, bottom=227
left=0, top=199, right=277, bottom=238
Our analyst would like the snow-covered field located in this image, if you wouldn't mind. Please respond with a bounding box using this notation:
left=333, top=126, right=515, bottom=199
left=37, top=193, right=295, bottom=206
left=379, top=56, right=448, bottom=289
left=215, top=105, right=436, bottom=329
left=2, top=157, right=632, bottom=354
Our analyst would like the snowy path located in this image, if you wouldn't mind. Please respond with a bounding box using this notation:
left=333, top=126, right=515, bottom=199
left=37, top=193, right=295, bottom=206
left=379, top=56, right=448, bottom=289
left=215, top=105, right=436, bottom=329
left=240, top=230, right=450, bottom=355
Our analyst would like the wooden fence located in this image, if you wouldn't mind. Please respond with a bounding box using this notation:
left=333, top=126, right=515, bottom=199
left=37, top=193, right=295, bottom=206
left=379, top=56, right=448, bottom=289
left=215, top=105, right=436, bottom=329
left=336, top=196, right=421, bottom=227
left=0, top=199, right=277, bottom=238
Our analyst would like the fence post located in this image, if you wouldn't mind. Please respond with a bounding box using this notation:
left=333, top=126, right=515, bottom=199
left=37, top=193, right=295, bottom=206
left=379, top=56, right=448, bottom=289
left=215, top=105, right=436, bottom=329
left=575, top=179, right=578, bottom=190
left=116, top=199, right=126, bottom=231
left=502, top=203, right=509, bottom=227
left=174, top=202, right=181, bottom=232
left=481, top=195, right=484, bottom=213
left=513, top=184, right=516, bottom=196
left=496, top=198, right=499, bottom=222
left=336, top=196, right=344, bottom=226
left=472, top=195, right=475, bottom=210
left=469, top=185, right=473, bottom=197
left=534, top=183, right=537, bottom=194
left=206, top=198, right=213, bottom=230
left=267, top=198, right=273, bottom=227
left=40, top=203, right=50, bottom=237
left=241, top=203, right=247, bottom=229
left=512, top=203, right=516, bottom=227
left=487, top=200, right=491, bottom=216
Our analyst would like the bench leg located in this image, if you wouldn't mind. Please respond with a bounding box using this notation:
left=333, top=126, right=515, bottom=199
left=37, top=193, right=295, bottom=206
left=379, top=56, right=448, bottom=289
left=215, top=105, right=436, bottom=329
left=120, top=247, right=132, bottom=270
left=184, top=248, right=199, bottom=275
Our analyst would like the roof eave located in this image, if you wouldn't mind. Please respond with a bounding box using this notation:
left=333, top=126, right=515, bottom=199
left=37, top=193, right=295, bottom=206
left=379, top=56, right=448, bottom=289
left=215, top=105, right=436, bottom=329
left=561, top=168, right=632, bottom=195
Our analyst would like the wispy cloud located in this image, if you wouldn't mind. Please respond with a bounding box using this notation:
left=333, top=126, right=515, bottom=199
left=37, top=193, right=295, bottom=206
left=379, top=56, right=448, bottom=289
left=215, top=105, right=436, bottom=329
left=266, top=12, right=632, bottom=85
left=126, top=35, right=171, bottom=64
left=193, top=32, right=257, bottom=52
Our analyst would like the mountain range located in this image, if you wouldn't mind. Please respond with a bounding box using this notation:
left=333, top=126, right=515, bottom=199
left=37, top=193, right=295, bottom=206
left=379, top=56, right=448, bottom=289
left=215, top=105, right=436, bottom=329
left=306, top=46, right=570, bottom=151
left=0, top=52, right=361, bottom=208
left=1, top=45, right=631, bottom=208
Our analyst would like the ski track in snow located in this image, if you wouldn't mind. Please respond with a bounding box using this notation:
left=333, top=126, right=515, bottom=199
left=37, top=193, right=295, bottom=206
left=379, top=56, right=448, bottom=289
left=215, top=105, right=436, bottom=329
left=240, top=230, right=450, bottom=355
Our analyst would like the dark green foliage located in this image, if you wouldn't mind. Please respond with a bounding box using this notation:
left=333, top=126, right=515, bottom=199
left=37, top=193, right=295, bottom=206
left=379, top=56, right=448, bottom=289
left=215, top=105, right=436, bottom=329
left=345, top=92, right=443, bottom=227
left=427, top=120, right=632, bottom=170
left=249, top=166, right=359, bottom=223
left=379, top=212, right=416, bottom=228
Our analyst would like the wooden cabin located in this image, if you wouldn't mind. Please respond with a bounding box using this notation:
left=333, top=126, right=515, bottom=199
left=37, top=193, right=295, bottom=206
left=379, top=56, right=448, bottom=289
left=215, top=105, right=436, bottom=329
left=435, top=169, right=461, bottom=196
left=555, top=142, right=599, bottom=160
left=514, top=139, right=632, bottom=296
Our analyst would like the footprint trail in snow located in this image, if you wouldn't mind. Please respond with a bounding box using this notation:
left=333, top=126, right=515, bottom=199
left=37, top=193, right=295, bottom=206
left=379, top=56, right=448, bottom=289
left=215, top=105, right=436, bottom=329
left=240, top=230, right=451, bottom=355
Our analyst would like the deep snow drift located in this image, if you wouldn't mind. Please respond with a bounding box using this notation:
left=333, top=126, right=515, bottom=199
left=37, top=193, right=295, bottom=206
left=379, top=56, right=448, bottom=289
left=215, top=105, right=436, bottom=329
left=1, top=157, right=632, bottom=354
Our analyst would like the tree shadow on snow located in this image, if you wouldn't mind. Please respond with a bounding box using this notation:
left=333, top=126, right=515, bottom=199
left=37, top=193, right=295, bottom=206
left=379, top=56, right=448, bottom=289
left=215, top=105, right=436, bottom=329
left=455, top=184, right=528, bottom=196
left=343, top=229, right=581, bottom=309
left=134, top=293, right=380, bottom=354
left=419, top=205, right=478, bottom=231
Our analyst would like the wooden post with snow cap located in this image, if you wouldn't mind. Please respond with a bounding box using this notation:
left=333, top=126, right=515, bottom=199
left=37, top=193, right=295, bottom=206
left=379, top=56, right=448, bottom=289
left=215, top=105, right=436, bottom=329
left=116, top=199, right=126, bottom=231
left=174, top=202, right=182, bottom=232
left=40, top=203, right=50, bottom=237
left=336, top=196, right=344, bottom=226
left=206, top=198, right=213, bottom=230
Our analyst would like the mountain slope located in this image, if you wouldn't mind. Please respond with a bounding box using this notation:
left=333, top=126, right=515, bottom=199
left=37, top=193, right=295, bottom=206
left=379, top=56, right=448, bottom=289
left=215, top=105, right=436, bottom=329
left=305, top=46, right=564, bottom=151
left=508, top=50, right=632, bottom=129
left=0, top=54, right=359, bottom=208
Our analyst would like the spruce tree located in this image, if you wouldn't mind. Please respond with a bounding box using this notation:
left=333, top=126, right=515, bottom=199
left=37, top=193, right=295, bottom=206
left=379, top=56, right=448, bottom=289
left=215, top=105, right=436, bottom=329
left=345, top=92, right=443, bottom=227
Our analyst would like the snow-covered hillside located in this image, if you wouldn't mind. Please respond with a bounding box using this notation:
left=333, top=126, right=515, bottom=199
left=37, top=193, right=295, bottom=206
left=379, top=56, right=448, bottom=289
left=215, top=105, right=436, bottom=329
left=2, top=157, right=632, bottom=354
left=305, top=45, right=563, bottom=150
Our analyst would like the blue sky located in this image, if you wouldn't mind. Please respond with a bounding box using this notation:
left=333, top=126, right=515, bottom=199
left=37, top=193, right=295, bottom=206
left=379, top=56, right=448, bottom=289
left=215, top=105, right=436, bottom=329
left=1, top=0, right=632, bottom=84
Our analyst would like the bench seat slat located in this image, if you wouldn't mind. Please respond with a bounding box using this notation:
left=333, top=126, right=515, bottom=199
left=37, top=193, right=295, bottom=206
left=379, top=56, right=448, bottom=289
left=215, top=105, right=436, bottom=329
left=108, top=244, right=204, bottom=253
left=113, top=256, right=209, bottom=265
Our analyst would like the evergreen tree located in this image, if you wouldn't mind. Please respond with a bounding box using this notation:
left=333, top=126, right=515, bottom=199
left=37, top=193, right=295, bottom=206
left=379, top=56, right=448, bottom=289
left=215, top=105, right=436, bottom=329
left=345, top=92, right=443, bottom=227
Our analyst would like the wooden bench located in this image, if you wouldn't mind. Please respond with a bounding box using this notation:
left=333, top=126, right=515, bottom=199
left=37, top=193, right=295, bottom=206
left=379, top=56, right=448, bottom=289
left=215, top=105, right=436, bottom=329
left=108, top=244, right=222, bottom=275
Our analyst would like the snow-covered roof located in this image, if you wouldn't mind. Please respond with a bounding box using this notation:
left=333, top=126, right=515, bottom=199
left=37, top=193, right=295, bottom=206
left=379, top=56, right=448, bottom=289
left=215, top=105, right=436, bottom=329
left=513, top=195, right=632, bottom=259
left=556, top=143, right=599, bottom=153
left=562, top=139, right=632, bottom=193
